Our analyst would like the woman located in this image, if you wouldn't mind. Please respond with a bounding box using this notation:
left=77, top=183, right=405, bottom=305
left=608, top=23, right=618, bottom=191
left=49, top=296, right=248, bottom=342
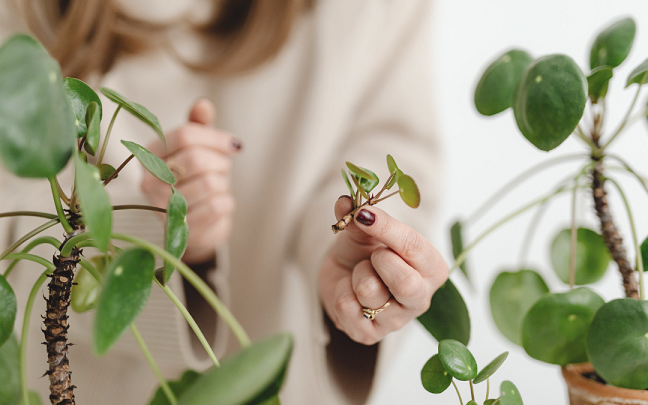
left=0, top=0, right=447, bottom=404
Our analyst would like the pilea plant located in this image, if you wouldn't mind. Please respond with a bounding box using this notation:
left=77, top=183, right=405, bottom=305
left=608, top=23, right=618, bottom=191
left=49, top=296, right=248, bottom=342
left=0, top=34, right=292, bottom=405
left=450, top=16, right=648, bottom=396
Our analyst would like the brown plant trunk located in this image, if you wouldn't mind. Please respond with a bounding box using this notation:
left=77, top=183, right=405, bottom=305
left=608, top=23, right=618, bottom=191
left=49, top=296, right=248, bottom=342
left=591, top=159, right=640, bottom=300
left=44, top=246, right=80, bottom=405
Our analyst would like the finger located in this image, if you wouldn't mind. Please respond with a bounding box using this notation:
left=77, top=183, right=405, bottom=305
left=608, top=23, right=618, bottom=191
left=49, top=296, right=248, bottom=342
left=330, top=270, right=381, bottom=345
left=332, top=197, right=382, bottom=269
left=353, top=206, right=445, bottom=277
left=184, top=216, right=233, bottom=263
left=140, top=170, right=173, bottom=208
left=187, top=194, right=236, bottom=225
left=166, top=148, right=231, bottom=181
left=351, top=259, right=391, bottom=310
left=175, top=174, right=229, bottom=207
left=149, top=124, right=241, bottom=157
left=371, top=246, right=430, bottom=312
left=188, top=98, right=216, bottom=126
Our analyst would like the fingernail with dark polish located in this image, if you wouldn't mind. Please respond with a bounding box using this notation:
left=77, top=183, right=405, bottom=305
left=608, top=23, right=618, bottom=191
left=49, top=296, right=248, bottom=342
left=356, top=209, right=375, bottom=226
left=231, top=139, right=242, bottom=151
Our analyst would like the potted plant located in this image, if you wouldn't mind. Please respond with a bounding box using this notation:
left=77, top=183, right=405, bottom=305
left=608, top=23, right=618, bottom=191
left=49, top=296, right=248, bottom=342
left=0, top=33, right=293, bottom=405
left=449, top=16, right=648, bottom=404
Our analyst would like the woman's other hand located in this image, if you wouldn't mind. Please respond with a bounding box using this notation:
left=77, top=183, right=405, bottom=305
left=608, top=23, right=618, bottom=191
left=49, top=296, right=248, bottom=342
left=319, top=196, right=448, bottom=345
left=141, top=99, right=241, bottom=265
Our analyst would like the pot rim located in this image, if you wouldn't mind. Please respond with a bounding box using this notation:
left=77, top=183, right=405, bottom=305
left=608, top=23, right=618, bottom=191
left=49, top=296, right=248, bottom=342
left=561, top=363, right=648, bottom=400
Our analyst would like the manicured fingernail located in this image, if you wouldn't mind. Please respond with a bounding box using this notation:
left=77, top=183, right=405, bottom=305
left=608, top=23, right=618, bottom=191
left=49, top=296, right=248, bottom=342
left=356, top=209, right=375, bottom=226
left=231, top=139, right=242, bottom=151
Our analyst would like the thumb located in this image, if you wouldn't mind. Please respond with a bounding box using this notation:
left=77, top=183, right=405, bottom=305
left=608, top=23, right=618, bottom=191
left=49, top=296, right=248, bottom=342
left=188, top=98, right=216, bottom=126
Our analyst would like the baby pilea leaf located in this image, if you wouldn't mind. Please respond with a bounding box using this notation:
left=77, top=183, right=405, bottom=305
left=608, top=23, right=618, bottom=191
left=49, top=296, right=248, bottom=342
left=420, top=354, right=453, bottom=394
left=438, top=339, right=478, bottom=381
left=341, top=169, right=355, bottom=196
left=590, top=17, right=636, bottom=70
left=587, top=66, right=613, bottom=102
left=0, top=275, right=16, bottom=348
left=121, top=140, right=176, bottom=185
left=100, top=87, right=165, bottom=144
left=164, top=187, right=189, bottom=283
left=550, top=227, right=610, bottom=285
left=499, top=381, right=523, bottom=405
left=84, top=101, right=101, bottom=156
left=626, top=58, right=648, bottom=87
left=450, top=220, right=471, bottom=284
left=64, top=77, right=102, bottom=138
left=397, top=174, right=420, bottom=208
left=473, top=351, right=509, bottom=384
left=98, top=164, right=116, bottom=181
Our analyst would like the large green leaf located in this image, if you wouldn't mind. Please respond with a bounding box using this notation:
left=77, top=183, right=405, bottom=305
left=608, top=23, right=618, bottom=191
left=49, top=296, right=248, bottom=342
left=513, top=54, right=587, bottom=151
left=0, top=334, right=19, bottom=405
left=84, top=101, right=101, bottom=156
left=163, top=187, right=189, bottom=283
left=0, top=275, right=16, bottom=348
left=499, top=381, right=523, bottom=405
left=75, top=155, right=112, bottom=252
left=121, top=140, right=176, bottom=185
left=397, top=174, right=420, bottom=208
left=626, top=58, right=648, bottom=87
left=587, top=299, right=648, bottom=389
left=640, top=235, right=648, bottom=272
left=71, top=256, right=109, bottom=313
left=100, top=87, right=165, bottom=143
left=489, top=269, right=549, bottom=346
left=550, top=228, right=610, bottom=285
left=178, top=333, right=293, bottom=405
left=418, top=279, right=470, bottom=345
left=0, top=34, right=75, bottom=178
left=590, top=17, right=636, bottom=69
left=587, top=66, right=613, bottom=102
left=437, top=339, right=477, bottom=381
left=93, top=248, right=154, bottom=355
left=474, top=49, right=534, bottom=116
left=420, top=354, right=452, bottom=394
left=450, top=221, right=470, bottom=284
left=473, top=352, right=509, bottom=384
left=63, top=77, right=102, bottom=138
left=149, top=370, right=201, bottom=405
left=521, top=288, right=604, bottom=365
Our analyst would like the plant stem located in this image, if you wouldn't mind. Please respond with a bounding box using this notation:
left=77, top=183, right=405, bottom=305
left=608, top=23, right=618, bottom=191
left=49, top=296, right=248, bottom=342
left=103, top=154, right=134, bottom=186
left=569, top=180, right=578, bottom=290
left=465, top=154, right=586, bottom=226
left=0, top=218, right=60, bottom=261
left=78, top=257, right=103, bottom=283
left=602, top=77, right=645, bottom=150
left=575, top=125, right=598, bottom=151
left=155, top=279, right=220, bottom=367
left=112, top=205, right=166, bottom=214
left=53, top=178, right=70, bottom=206
left=111, top=233, right=251, bottom=347
left=48, top=177, right=73, bottom=234
left=469, top=380, right=475, bottom=401
left=606, top=177, right=644, bottom=300
left=605, top=154, right=648, bottom=197
left=21, top=272, right=50, bottom=405
left=0, top=211, right=57, bottom=220
left=451, top=380, right=463, bottom=405
left=370, top=190, right=400, bottom=204
left=60, top=233, right=93, bottom=256
left=2, top=237, right=60, bottom=277
left=3, top=253, right=56, bottom=272
left=486, top=378, right=490, bottom=401
left=130, top=324, right=177, bottom=405
left=97, top=105, right=121, bottom=166
left=373, top=171, right=397, bottom=201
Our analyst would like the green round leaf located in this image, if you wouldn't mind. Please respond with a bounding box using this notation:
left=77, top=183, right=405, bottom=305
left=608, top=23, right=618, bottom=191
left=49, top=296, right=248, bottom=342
left=386, top=154, right=399, bottom=175
left=0, top=334, right=20, bottom=405
left=99, top=87, right=165, bottom=143
left=0, top=275, right=16, bottom=348
left=178, top=333, right=293, bottom=405
left=473, top=352, right=509, bottom=384
left=550, top=227, right=610, bottom=285
left=587, top=66, right=614, bottom=101
left=420, top=354, right=453, bottom=394
left=149, top=370, right=201, bottom=405
left=450, top=220, right=471, bottom=284
left=438, top=339, right=477, bottom=381
left=71, top=256, right=108, bottom=313
left=0, top=34, right=75, bottom=178
left=385, top=155, right=399, bottom=190
left=418, top=279, right=470, bottom=345
left=163, top=187, right=189, bottom=283
left=513, top=54, right=587, bottom=151
left=346, top=162, right=379, bottom=193
left=474, top=49, right=534, bottom=116
left=626, top=58, right=648, bottom=87
left=640, top=235, right=648, bottom=272
left=93, top=248, right=154, bottom=356
left=499, top=381, right=523, bottom=405
left=83, top=101, right=101, bottom=156
left=484, top=400, right=498, bottom=405
left=121, top=140, right=176, bottom=185
left=521, top=288, right=604, bottom=365
left=587, top=298, right=648, bottom=389
left=467, top=402, right=478, bottom=405
left=590, top=17, right=636, bottom=69
left=63, top=77, right=102, bottom=138
left=75, top=155, right=112, bottom=252
left=489, top=269, right=549, bottom=346
left=398, top=174, right=420, bottom=208
left=98, top=163, right=116, bottom=181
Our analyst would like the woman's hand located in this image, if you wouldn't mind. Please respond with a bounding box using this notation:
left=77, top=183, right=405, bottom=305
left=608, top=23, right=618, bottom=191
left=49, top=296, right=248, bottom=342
left=141, top=99, right=241, bottom=265
left=319, top=196, right=448, bottom=345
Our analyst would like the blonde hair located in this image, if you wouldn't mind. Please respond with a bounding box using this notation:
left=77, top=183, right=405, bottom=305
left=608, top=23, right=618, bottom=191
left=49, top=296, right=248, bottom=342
left=21, top=0, right=309, bottom=79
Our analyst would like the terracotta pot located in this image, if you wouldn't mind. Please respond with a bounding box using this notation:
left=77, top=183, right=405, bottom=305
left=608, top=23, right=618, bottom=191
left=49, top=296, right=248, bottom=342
left=562, top=363, right=648, bottom=405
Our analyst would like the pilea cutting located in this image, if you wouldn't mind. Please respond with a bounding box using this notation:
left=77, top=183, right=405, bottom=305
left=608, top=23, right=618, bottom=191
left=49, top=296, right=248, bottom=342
left=450, top=16, right=648, bottom=395
left=0, top=34, right=292, bottom=405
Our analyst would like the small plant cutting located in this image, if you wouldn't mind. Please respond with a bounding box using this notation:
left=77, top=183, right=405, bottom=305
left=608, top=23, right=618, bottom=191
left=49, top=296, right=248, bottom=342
left=0, top=34, right=292, bottom=405
left=451, top=16, right=648, bottom=403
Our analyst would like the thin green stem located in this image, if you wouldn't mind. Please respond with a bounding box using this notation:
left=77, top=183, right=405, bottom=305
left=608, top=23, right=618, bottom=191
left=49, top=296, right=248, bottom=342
left=373, top=171, right=397, bottom=201
left=60, top=233, right=93, bottom=257
left=112, top=205, right=166, bottom=214
left=451, top=380, right=463, bottom=405
left=0, top=218, right=60, bottom=261
left=97, top=105, right=122, bottom=166
left=3, top=236, right=60, bottom=277
left=370, top=190, right=400, bottom=205
left=53, top=177, right=70, bottom=206
left=0, top=211, right=57, bottom=220
left=3, top=253, right=56, bottom=272
left=574, top=125, right=598, bottom=151
left=21, top=271, right=51, bottom=405
left=48, top=177, right=73, bottom=234
left=465, top=154, right=587, bottom=226
left=606, top=177, right=645, bottom=300
left=469, top=380, right=475, bottom=401
left=130, top=324, right=177, bottom=405
left=486, top=378, right=490, bottom=401
left=111, top=233, right=251, bottom=347
left=451, top=185, right=583, bottom=274
left=79, top=257, right=103, bottom=283
left=605, top=154, right=648, bottom=197
left=155, top=279, right=220, bottom=367
left=602, top=77, right=646, bottom=150
left=568, top=180, right=578, bottom=290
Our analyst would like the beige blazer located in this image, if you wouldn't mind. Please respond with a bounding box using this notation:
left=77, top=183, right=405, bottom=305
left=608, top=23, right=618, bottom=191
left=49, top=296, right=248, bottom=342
left=0, top=1, right=440, bottom=404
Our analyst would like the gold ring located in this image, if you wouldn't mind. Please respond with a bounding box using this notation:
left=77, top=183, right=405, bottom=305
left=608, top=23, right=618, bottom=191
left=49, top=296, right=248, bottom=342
left=167, top=160, right=187, bottom=180
left=362, top=300, right=390, bottom=320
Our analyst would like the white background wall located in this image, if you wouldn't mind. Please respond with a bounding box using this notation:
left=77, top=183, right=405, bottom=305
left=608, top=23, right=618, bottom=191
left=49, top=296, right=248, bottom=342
left=372, top=1, right=648, bottom=404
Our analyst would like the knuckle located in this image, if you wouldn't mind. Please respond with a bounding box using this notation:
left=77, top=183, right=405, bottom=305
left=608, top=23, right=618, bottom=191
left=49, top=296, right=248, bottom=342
left=401, top=231, right=424, bottom=260
left=395, top=272, right=425, bottom=300
left=334, top=294, right=356, bottom=316
left=175, top=127, right=192, bottom=148
left=355, top=275, right=383, bottom=301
